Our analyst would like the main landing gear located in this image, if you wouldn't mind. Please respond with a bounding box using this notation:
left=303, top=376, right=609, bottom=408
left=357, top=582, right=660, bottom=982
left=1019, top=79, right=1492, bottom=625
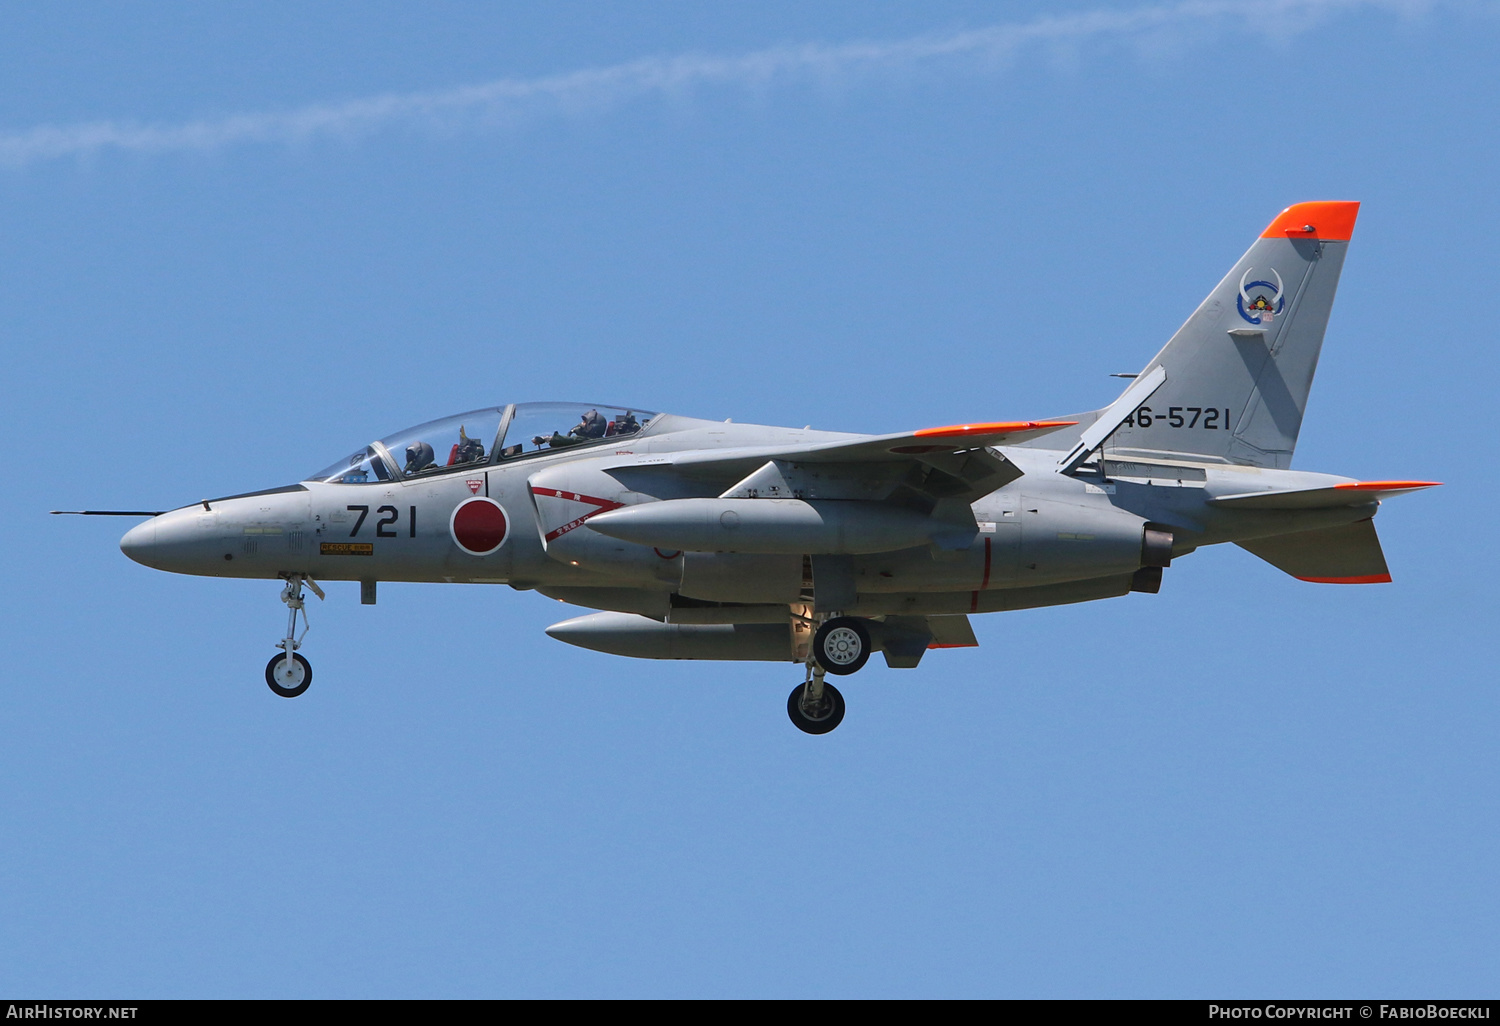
left=786, top=615, right=871, bottom=734
left=265, top=573, right=323, bottom=698
left=811, top=616, right=871, bottom=675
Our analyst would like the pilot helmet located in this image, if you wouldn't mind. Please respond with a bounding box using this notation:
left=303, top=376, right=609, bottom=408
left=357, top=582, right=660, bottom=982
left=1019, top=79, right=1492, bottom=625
left=405, top=440, right=435, bottom=472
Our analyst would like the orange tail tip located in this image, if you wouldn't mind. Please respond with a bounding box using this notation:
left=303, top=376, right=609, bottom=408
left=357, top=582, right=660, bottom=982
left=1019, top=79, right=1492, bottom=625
left=1261, top=201, right=1360, bottom=241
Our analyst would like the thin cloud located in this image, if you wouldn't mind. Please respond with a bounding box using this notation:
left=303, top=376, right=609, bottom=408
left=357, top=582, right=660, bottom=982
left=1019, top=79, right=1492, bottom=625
left=0, top=0, right=1431, bottom=168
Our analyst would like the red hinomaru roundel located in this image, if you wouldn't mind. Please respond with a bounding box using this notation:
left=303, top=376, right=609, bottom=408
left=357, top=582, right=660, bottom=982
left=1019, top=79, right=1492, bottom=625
left=449, top=497, right=509, bottom=555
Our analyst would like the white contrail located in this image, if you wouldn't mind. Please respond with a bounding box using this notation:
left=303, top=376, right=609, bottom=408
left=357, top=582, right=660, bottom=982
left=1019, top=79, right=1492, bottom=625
left=0, top=0, right=1429, bottom=168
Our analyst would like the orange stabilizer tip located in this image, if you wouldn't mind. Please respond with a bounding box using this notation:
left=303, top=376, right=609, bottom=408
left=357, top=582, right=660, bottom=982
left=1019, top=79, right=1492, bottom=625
left=1261, top=201, right=1360, bottom=241
left=1295, top=574, right=1393, bottom=585
left=913, top=420, right=1077, bottom=439
left=1333, top=480, right=1442, bottom=491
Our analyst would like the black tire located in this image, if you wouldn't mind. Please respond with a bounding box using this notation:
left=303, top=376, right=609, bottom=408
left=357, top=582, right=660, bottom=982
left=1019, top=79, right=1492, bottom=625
left=812, top=617, right=871, bottom=676
left=265, top=651, right=312, bottom=698
left=787, top=680, right=845, bottom=735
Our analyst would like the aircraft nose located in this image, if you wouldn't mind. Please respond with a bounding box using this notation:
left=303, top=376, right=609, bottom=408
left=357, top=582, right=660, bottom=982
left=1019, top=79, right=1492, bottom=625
left=119, top=518, right=158, bottom=567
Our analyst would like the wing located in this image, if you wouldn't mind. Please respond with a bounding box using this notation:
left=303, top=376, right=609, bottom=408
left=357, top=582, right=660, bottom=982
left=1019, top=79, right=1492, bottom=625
left=617, top=419, right=1077, bottom=506
left=529, top=419, right=1078, bottom=559
left=798, top=420, right=1080, bottom=461
left=660, top=420, right=1075, bottom=469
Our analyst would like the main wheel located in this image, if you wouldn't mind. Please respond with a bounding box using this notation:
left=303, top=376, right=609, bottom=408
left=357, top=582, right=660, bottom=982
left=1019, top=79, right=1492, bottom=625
left=265, top=651, right=312, bottom=698
left=787, top=680, right=845, bottom=735
left=812, top=617, right=871, bottom=676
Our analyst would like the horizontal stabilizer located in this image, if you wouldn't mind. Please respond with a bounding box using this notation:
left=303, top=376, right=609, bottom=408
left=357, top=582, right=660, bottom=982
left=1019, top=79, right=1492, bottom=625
left=1236, top=518, right=1391, bottom=583
left=1209, top=480, right=1439, bottom=510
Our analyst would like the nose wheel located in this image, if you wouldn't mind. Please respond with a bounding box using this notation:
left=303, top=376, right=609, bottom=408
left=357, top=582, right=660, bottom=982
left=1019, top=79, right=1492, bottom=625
left=266, top=651, right=312, bottom=698
left=787, top=665, right=845, bottom=734
left=267, top=574, right=322, bottom=698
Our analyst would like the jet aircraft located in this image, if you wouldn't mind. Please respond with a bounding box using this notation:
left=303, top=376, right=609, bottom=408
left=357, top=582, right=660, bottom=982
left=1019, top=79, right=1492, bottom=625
left=64, top=201, right=1436, bottom=733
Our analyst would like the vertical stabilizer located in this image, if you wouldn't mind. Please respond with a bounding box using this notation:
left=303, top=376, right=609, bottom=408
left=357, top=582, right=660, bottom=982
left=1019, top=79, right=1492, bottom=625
left=1101, top=201, right=1359, bottom=469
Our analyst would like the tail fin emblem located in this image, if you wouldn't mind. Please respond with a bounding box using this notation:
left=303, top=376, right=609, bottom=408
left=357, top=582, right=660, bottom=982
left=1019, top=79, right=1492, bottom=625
left=1237, top=267, right=1285, bottom=324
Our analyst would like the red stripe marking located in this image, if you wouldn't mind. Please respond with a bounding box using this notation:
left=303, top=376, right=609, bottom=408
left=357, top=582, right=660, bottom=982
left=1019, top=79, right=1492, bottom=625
left=968, top=534, right=994, bottom=612
left=927, top=642, right=979, bottom=649
left=530, top=486, right=626, bottom=542
left=1295, top=573, right=1393, bottom=584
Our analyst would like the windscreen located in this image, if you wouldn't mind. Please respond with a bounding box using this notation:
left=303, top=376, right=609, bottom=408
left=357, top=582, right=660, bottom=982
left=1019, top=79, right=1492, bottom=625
left=309, top=445, right=393, bottom=485
left=308, top=407, right=503, bottom=483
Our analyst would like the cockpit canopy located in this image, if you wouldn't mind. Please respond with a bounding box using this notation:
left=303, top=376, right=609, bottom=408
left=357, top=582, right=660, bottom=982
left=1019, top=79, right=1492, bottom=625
left=309, top=402, right=660, bottom=484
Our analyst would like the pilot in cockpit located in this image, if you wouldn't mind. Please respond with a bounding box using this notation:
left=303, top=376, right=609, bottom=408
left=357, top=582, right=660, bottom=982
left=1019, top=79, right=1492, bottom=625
left=533, top=408, right=608, bottom=449
left=574, top=409, right=608, bottom=439
left=405, top=440, right=436, bottom=474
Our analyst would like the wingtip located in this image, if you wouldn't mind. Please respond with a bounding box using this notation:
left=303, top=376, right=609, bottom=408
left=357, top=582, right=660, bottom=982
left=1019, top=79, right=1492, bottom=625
left=912, top=420, right=1078, bottom=439
left=1333, top=480, right=1442, bottom=492
left=1295, top=573, right=1392, bottom=584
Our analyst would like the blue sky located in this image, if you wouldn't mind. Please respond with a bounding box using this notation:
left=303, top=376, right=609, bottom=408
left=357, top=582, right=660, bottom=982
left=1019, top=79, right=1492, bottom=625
left=1, top=0, right=1496, bottom=997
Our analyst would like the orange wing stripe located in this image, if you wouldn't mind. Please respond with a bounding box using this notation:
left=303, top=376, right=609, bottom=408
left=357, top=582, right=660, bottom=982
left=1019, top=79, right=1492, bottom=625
left=1261, top=201, right=1360, bottom=240
left=913, top=420, right=1077, bottom=439
left=1295, top=574, right=1393, bottom=584
left=1333, top=480, right=1442, bottom=491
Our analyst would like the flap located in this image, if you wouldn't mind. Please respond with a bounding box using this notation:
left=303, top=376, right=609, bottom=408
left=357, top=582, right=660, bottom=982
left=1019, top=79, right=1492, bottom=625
left=1210, top=480, right=1439, bottom=510
left=925, top=614, right=979, bottom=648
left=1236, top=518, right=1391, bottom=583
left=876, top=613, right=979, bottom=669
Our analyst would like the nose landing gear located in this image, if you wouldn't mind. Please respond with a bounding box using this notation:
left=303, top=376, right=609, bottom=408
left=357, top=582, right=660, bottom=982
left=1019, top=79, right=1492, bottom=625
left=265, top=651, right=312, bottom=698
left=265, top=574, right=323, bottom=698
left=787, top=663, right=846, bottom=735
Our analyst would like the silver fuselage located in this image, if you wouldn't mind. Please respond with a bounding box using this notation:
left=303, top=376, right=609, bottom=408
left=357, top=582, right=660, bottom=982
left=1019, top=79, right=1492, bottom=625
left=121, top=411, right=1373, bottom=619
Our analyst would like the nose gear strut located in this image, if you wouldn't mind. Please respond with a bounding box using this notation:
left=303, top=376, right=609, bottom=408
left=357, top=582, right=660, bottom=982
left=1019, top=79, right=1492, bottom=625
left=787, top=661, right=846, bottom=735
left=264, top=573, right=323, bottom=698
